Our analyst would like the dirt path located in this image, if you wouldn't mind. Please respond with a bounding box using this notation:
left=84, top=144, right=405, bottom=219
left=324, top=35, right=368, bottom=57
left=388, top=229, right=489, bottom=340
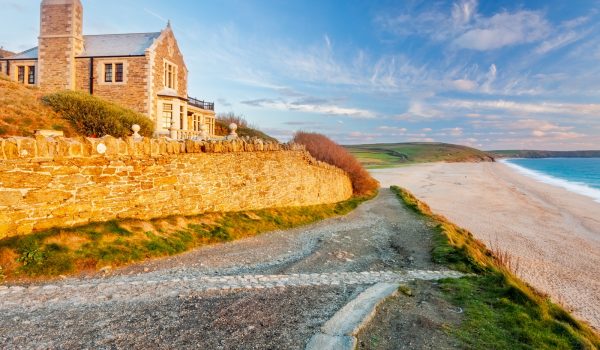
left=0, top=189, right=460, bottom=349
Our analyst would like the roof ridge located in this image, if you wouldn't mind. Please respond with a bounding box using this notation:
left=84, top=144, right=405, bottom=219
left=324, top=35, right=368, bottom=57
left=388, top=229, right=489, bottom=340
left=83, top=32, right=161, bottom=37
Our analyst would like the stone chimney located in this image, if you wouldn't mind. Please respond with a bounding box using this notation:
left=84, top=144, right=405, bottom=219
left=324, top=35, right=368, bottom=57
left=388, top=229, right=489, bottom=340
left=38, top=0, right=84, bottom=90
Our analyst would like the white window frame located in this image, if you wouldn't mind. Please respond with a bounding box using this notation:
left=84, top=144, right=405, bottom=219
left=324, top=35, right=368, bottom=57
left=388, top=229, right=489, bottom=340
left=163, top=59, right=178, bottom=90
left=98, top=60, right=127, bottom=85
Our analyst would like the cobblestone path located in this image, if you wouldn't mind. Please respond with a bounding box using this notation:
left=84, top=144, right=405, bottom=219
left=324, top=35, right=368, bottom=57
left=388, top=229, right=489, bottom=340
left=0, top=270, right=463, bottom=310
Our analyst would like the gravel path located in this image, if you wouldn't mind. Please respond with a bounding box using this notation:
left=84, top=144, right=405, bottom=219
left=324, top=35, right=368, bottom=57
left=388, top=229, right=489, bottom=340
left=0, top=189, right=460, bottom=349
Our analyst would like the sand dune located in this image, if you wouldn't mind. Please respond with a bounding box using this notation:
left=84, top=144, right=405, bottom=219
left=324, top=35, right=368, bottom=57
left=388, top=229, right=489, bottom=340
left=372, top=162, right=600, bottom=330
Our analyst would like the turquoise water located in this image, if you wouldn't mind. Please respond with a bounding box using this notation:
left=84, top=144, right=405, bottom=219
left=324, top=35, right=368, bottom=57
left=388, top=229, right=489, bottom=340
left=502, top=158, right=600, bottom=202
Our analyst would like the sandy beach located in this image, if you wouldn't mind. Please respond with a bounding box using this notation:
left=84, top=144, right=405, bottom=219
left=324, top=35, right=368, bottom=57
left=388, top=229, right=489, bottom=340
left=371, top=162, right=600, bottom=330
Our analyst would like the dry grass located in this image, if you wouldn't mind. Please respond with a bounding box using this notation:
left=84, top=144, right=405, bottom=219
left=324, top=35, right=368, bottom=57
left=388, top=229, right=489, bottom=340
left=0, top=74, right=75, bottom=137
left=293, top=131, right=379, bottom=196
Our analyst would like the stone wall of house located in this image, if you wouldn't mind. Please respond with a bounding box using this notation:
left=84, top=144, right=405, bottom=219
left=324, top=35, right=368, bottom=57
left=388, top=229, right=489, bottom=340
left=75, top=56, right=150, bottom=114
left=0, top=136, right=353, bottom=238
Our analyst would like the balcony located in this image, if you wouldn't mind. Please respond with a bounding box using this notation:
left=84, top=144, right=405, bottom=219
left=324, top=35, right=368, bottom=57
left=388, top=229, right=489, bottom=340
left=188, top=96, right=214, bottom=111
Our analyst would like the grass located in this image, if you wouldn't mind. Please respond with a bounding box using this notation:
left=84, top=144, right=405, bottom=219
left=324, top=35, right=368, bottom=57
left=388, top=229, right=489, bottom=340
left=391, top=186, right=600, bottom=349
left=0, top=195, right=371, bottom=281
left=345, top=142, right=495, bottom=168
left=0, top=73, right=75, bottom=137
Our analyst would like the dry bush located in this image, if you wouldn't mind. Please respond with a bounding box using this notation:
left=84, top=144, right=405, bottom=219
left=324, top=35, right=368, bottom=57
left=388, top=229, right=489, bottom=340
left=292, top=131, right=379, bottom=196
left=216, top=112, right=249, bottom=128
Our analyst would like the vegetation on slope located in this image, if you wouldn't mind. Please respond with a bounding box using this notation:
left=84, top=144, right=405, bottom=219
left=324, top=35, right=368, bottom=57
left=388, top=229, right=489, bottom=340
left=215, top=112, right=278, bottom=142
left=346, top=142, right=495, bottom=168
left=293, top=131, right=379, bottom=196
left=0, top=74, right=75, bottom=137
left=0, top=196, right=369, bottom=282
left=492, top=150, right=600, bottom=158
left=43, top=90, right=154, bottom=138
left=391, top=186, right=600, bottom=349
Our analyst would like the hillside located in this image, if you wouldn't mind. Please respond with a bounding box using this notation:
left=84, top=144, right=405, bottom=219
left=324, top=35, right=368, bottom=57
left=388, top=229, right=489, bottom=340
left=492, top=150, right=600, bottom=158
left=0, top=74, right=75, bottom=137
left=345, top=142, right=494, bottom=168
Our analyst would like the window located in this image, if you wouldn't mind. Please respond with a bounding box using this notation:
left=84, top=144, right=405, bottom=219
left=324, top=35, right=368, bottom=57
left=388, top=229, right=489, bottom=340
left=162, top=103, right=173, bottom=129
left=115, top=63, right=123, bottom=82
left=164, top=61, right=176, bottom=89
left=104, top=63, right=113, bottom=82
left=18, top=66, right=25, bottom=83
left=28, top=66, right=35, bottom=84
left=179, top=106, right=184, bottom=130
left=103, top=62, right=126, bottom=84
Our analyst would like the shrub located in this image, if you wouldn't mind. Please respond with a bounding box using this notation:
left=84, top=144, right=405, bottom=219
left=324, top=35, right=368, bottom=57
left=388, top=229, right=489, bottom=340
left=42, top=90, right=154, bottom=137
left=215, top=112, right=278, bottom=142
left=292, top=131, right=379, bottom=196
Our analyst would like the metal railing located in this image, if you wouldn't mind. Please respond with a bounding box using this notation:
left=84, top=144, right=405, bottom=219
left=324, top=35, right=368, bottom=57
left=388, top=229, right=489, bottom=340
left=188, top=96, right=214, bottom=111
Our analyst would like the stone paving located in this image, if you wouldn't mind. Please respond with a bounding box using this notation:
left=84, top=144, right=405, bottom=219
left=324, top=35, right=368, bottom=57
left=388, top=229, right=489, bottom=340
left=0, top=269, right=463, bottom=311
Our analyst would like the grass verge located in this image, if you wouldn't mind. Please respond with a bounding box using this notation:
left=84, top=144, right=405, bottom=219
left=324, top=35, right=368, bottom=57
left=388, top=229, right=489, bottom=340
left=391, top=185, right=600, bottom=349
left=0, top=195, right=371, bottom=282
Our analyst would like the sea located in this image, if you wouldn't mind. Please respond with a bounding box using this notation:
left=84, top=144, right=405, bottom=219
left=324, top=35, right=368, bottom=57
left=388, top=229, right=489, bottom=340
left=501, top=158, right=600, bottom=203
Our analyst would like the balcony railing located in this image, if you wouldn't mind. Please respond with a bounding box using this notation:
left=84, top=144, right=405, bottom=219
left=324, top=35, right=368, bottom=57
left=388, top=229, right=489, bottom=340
left=188, top=96, right=214, bottom=111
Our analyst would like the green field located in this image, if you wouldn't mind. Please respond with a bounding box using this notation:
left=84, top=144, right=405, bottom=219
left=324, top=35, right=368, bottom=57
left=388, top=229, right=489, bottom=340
left=345, top=142, right=495, bottom=168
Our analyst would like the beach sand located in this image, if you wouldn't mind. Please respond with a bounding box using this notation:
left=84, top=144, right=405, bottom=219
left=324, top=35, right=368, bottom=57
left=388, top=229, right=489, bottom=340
left=371, top=162, right=600, bottom=330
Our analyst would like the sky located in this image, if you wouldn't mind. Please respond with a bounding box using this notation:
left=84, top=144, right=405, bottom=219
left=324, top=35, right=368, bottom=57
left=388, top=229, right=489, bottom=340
left=1, top=0, right=600, bottom=150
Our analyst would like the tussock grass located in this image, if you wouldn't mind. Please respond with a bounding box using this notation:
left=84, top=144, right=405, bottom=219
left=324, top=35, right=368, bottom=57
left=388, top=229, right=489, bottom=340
left=0, top=195, right=371, bottom=281
left=293, top=132, right=379, bottom=196
left=0, top=76, right=75, bottom=137
left=42, top=90, right=154, bottom=138
left=391, top=186, right=600, bottom=349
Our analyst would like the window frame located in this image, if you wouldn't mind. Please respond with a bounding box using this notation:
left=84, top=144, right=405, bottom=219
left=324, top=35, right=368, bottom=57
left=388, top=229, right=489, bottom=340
left=100, top=61, right=127, bottom=85
left=17, top=66, right=25, bottom=83
left=115, top=63, right=123, bottom=83
left=104, top=63, right=113, bottom=83
left=162, top=103, right=173, bottom=129
left=163, top=60, right=177, bottom=90
left=27, top=66, right=35, bottom=85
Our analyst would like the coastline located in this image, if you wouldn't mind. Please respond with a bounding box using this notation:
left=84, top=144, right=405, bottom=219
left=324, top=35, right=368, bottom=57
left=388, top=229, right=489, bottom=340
left=500, top=158, right=600, bottom=203
left=371, top=162, right=600, bottom=330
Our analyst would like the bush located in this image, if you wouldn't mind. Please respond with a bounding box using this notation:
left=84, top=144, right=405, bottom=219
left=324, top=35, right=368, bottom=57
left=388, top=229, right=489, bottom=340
left=215, top=112, right=278, bottom=142
left=42, top=90, right=154, bottom=137
left=293, top=131, right=379, bottom=196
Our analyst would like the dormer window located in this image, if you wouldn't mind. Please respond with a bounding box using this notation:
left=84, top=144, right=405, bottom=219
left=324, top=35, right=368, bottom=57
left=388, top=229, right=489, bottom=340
left=103, top=62, right=125, bottom=84
left=164, top=61, right=177, bottom=89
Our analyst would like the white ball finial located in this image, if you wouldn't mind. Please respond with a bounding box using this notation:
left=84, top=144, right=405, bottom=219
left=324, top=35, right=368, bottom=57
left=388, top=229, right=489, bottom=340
left=229, top=123, right=238, bottom=137
left=96, top=143, right=107, bottom=154
left=131, top=124, right=142, bottom=141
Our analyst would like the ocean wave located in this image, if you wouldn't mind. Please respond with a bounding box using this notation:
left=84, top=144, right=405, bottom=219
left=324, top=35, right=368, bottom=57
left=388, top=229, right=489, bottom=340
left=500, top=159, right=600, bottom=203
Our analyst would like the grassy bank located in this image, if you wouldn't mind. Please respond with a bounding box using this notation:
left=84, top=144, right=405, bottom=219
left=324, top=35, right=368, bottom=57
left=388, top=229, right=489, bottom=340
left=346, top=143, right=494, bottom=168
left=391, top=186, right=600, bottom=349
left=0, top=195, right=370, bottom=282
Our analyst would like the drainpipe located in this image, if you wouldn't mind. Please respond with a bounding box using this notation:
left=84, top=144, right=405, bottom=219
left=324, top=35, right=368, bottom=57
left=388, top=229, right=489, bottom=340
left=89, top=57, right=94, bottom=95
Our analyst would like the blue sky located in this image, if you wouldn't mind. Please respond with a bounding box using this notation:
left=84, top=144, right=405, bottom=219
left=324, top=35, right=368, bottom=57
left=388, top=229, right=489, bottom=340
left=2, top=0, right=600, bottom=150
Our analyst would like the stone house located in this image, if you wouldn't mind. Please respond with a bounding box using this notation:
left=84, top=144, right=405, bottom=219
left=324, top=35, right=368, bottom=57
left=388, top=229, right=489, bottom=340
left=0, top=0, right=215, bottom=138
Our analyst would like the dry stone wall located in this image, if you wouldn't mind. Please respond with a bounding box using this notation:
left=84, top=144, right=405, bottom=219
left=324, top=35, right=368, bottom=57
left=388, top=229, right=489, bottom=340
left=0, top=136, right=353, bottom=238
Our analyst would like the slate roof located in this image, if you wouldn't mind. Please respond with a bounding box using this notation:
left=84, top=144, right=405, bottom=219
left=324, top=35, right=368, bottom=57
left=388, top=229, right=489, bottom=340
left=7, top=47, right=37, bottom=60
left=6, top=32, right=162, bottom=60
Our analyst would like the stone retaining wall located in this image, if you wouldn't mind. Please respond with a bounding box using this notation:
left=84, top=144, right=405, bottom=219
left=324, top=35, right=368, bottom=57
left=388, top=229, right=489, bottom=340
left=0, top=136, right=353, bottom=238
